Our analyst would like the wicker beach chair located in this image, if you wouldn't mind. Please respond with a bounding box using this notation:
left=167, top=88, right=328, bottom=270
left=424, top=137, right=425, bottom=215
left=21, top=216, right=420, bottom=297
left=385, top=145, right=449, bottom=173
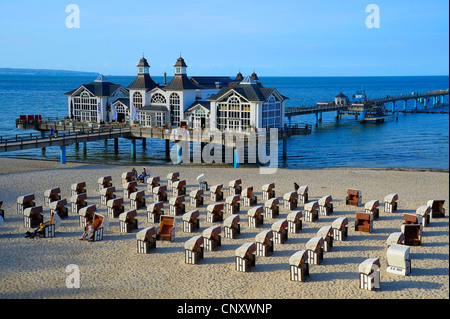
left=152, top=185, right=168, bottom=202
left=247, top=205, right=264, bottom=228
left=169, top=195, right=185, bottom=216
left=167, top=172, right=180, bottom=189
left=147, top=201, right=164, bottom=223
left=286, top=210, right=303, bottom=233
left=71, top=182, right=86, bottom=197
left=0, top=201, right=4, bottom=220
left=157, top=215, right=176, bottom=242
left=331, top=217, right=348, bottom=241
left=427, top=200, right=445, bottom=218
left=42, top=211, right=62, bottom=238
left=384, top=193, right=398, bottom=213
left=346, top=188, right=361, bottom=207
left=49, top=198, right=68, bottom=219
left=262, top=183, right=275, bottom=201
left=122, top=172, right=135, bottom=185
left=255, top=229, right=274, bottom=257
left=44, top=187, right=61, bottom=207
left=264, top=198, right=279, bottom=219
left=189, top=188, right=204, bottom=207
left=296, top=185, right=308, bottom=204
left=172, top=180, right=186, bottom=197
left=130, top=190, right=146, bottom=210
left=305, top=236, right=324, bottom=265
left=210, top=184, right=224, bottom=202
left=386, top=232, right=405, bottom=247
left=23, top=206, right=44, bottom=229
left=354, top=212, right=373, bottom=233
left=123, top=181, right=138, bottom=199
left=318, top=195, right=333, bottom=216
left=235, top=242, right=256, bottom=272
left=107, top=197, right=125, bottom=218
left=289, top=250, right=309, bottom=282
left=203, top=225, right=222, bottom=251
left=228, top=179, right=242, bottom=196
left=283, top=191, right=298, bottom=210
left=89, top=213, right=108, bottom=242
left=225, top=195, right=240, bottom=215
left=386, top=244, right=411, bottom=276
left=415, top=205, right=431, bottom=227
left=303, top=201, right=319, bottom=222
left=272, top=219, right=288, bottom=244
left=17, top=194, right=35, bottom=215
left=358, top=258, right=381, bottom=291
left=137, top=226, right=157, bottom=253
left=147, top=176, right=160, bottom=194
left=119, top=209, right=138, bottom=233
left=401, top=224, right=422, bottom=246
left=78, top=204, right=96, bottom=228
left=197, top=173, right=208, bottom=191
left=242, top=187, right=257, bottom=207
left=365, top=200, right=380, bottom=219
left=223, top=214, right=240, bottom=239
left=316, top=226, right=333, bottom=252
left=70, top=193, right=88, bottom=214
left=182, top=210, right=200, bottom=233
left=98, top=176, right=113, bottom=192
left=206, top=203, right=224, bottom=223
left=100, top=186, right=116, bottom=206
left=184, top=235, right=204, bottom=264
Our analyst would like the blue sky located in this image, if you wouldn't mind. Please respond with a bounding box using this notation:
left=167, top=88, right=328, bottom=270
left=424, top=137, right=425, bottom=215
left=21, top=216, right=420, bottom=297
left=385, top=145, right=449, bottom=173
left=0, top=0, right=448, bottom=76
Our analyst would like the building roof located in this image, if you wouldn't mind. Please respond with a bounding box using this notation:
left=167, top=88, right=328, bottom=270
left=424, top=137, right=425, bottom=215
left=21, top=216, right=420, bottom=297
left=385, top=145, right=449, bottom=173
left=251, top=72, right=259, bottom=81
left=164, top=74, right=199, bottom=91
left=185, top=101, right=211, bottom=113
left=234, top=72, right=244, bottom=81
left=112, top=97, right=130, bottom=107
left=174, top=57, right=187, bottom=68
left=64, top=76, right=125, bottom=97
left=127, top=73, right=159, bottom=91
left=139, top=105, right=168, bottom=112
left=137, top=56, right=150, bottom=68
left=189, top=76, right=233, bottom=89
left=335, top=92, right=347, bottom=98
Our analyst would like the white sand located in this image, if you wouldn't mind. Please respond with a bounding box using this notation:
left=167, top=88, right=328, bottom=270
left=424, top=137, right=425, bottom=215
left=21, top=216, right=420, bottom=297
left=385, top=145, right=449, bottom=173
left=0, top=158, right=448, bottom=299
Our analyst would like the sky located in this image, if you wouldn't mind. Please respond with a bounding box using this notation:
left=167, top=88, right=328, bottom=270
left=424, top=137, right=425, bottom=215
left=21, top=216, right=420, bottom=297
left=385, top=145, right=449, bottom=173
left=0, top=0, right=448, bottom=77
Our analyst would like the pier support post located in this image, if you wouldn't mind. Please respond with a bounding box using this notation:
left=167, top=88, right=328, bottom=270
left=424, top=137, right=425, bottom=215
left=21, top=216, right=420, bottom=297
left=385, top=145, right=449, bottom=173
left=114, top=138, right=119, bottom=153
left=82, top=142, right=87, bottom=154
left=233, top=148, right=240, bottom=168
left=131, top=139, right=136, bottom=159
left=165, top=140, right=170, bottom=160
left=41, top=147, right=46, bottom=154
left=177, top=144, right=182, bottom=165
left=392, top=101, right=396, bottom=112
left=314, top=113, right=319, bottom=126
left=359, top=110, right=367, bottom=122
left=142, top=138, right=146, bottom=149
left=423, top=98, right=427, bottom=109
left=335, top=110, right=340, bottom=119
left=282, top=139, right=287, bottom=159
left=414, top=99, right=418, bottom=112
left=318, top=112, right=323, bottom=122
left=288, top=117, right=292, bottom=127
left=60, top=146, right=66, bottom=165
left=395, top=111, right=399, bottom=121
left=403, top=100, right=407, bottom=111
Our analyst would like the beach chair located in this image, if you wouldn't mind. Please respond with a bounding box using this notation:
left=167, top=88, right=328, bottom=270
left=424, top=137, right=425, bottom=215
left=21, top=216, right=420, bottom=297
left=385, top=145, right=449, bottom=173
left=287, top=210, right=303, bottom=233
left=415, top=206, right=431, bottom=227
left=71, top=193, right=88, bottom=214
left=153, top=185, right=168, bottom=202
left=0, top=201, right=4, bottom=220
left=157, top=215, right=176, bottom=242
left=172, top=180, right=186, bottom=197
left=184, top=235, right=204, bottom=264
left=225, top=195, right=240, bottom=215
left=272, top=219, right=288, bottom=244
left=89, top=213, right=108, bottom=242
left=203, top=225, right=222, bottom=251
left=318, top=195, right=333, bottom=216
left=49, top=198, right=68, bottom=219
left=332, top=217, right=348, bottom=241
left=137, top=226, right=157, bottom=253
left=17, top=194, right=35, bottom=215
left=427, top=200, right=445, bottom=219
left=306, top=236, right=324, bottom=265
left=235, top=242, right=256, bottom=272
left=98, top=176, right=113, bottom=192
left=255, top=230, right=274, bottom=257
left=206, top=203, right=224, bottom=223
left=264, top=198, right=280, bottom=218
left=147, top=176, right=161, bottom=194
left=130, top=190, right=146, bottom=210
left=44, top=187, right=61, bottom=207
left=183, top=210, right=200, bottom=233
left=262, top=183, right=275, bottom=201
left=358, top=258, right=381, bottom=291
left=346, top=188, right=361, bottom=207
left=189, top=188, right=204, bottom=207
left=289, top=251, right=310, bottom=282
left=71, top=182, right=86, bottom=197
left=242, top=187, right=257, bottom=207
left=228, top=179, right=242, bottom=196
left=283, top=191, right=298, bottom=210
left=296, top=185, right=308, bottom=204
left=210, top=184, right=224, bottom=202
left=386, top=232, right=405, bottom=247
left=107, top=197, right=125, bottom=218
left=365, top=200, right=380, bottom=219
left=386, top=244, right=411, bottom=276
left=167, top=172, right=180, bottom=189
left=169, top=196, right=185, bottom=216
left=78, top=204, right=96, bottom=228
left=119, top=210, right=138, bottom=233
left=147, top=201, right=164, bottom=223
left=122, top=172, right=135, bottom=185
left=123, top=181, right=138, bottom=199
left=316, top=226, right=333, bottom=252
left=223, top=214, right=240, bottom=239
left=42, top=211, right=62, bottom=238
left=303, top=201, right=319, bottom=222
left=401, top=224, right=422, bottom=246
left=403, top=213, right=422, bottom=226
left=247, top=205, right=264, bottom=228
left=197, top=173, right=208, bottom=191
left=23, top=206, right=44, bottom=229
left=100, top=186, right=116, bottom=206
left=384, top=193, right=398, bottom=213
left=354, top=212, right=373, bottom=233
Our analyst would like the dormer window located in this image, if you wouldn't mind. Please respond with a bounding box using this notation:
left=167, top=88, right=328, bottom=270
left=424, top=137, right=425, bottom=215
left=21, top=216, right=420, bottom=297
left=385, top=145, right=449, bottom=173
left=139, top=67, right=144, bottom=73
left=176, top=67, right=181, bottom=74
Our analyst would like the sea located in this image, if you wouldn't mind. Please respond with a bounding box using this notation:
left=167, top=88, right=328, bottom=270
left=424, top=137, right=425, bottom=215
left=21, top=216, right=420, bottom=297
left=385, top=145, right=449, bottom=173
left=0, top=74, right=448, bottom=170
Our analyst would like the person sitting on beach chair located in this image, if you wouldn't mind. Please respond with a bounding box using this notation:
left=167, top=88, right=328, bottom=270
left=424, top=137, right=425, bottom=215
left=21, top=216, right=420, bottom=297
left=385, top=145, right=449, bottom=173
left=79, top=220, right=94, bottom=240
left=25, top=223, right=45, bottom=239
left=137, top=168, right=148, bottom=183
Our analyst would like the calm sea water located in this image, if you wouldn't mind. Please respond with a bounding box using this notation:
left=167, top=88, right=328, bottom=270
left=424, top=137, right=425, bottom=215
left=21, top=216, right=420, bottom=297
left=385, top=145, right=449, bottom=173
left=0, top=74, right=448, bottom=170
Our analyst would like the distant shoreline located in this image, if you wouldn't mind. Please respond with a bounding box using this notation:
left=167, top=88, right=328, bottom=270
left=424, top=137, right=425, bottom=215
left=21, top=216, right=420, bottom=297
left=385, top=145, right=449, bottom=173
left=0, top=68, right=99, bottom=77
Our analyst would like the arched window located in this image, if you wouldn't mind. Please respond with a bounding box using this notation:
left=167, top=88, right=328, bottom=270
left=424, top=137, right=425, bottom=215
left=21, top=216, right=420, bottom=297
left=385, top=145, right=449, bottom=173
left=170, top=93, right=180, bottom=126
left=133, top=91, right=143, bottom=109
left=151, top=93, right=166, bottom=105
left=73, top=91, right=97, bottom=122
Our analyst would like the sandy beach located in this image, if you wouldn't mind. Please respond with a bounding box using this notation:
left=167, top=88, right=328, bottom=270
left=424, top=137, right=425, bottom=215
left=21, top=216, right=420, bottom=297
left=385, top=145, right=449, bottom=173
left=0, top=157, right=448, bottom=300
